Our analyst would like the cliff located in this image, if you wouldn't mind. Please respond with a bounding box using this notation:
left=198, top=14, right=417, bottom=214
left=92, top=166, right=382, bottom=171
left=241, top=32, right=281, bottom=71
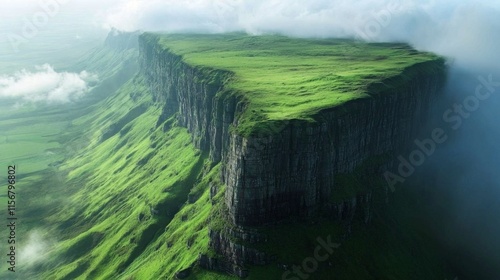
left=223, top=64, right=443, bottom=226
left=139, top=33, right=446, bottom=276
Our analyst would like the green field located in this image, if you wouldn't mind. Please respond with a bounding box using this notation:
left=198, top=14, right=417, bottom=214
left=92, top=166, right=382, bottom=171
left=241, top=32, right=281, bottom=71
left=147, top=33, right=443, bottom=135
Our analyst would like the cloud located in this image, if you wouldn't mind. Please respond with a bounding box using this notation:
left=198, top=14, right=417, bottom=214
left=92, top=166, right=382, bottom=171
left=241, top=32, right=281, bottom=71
left=0, top=64, right=98, bottom=104
left=18, top=230, right=54, bottom=267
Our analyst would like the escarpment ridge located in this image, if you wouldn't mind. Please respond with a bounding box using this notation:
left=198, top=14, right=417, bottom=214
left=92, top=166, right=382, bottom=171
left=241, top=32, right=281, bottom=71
left=140, top=32, right=445, bottom=226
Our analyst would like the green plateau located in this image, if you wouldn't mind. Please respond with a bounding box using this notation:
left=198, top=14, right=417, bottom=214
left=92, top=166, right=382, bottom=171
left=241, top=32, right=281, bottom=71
left=144, top=33, right=443, bottom=136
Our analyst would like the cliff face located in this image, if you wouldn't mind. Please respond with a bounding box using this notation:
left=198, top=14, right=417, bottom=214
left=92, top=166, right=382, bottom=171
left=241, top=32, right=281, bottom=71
left=139, top=35, right=445, bottom=227
left=141, top=36, right=235, bottom=155
left=223, top=66, right=444, bottom=225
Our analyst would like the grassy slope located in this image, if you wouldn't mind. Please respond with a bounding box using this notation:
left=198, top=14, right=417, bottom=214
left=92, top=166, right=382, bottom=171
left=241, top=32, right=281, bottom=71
left=38, top=76, right=201, bottom=279
left=148, top=33, right=443, bottom=136
left=32, top=75, right=233, bottom=280
left=0, top=42, right=138, bottom=279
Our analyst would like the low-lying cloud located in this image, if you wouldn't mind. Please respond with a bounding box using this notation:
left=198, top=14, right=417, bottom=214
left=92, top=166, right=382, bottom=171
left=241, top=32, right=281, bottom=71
left=18, top=230, right=54, bottom=268
left=0, top=64, right=98, bottom=104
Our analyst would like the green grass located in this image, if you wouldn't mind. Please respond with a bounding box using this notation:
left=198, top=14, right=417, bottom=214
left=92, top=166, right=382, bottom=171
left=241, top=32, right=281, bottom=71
left=145, top=33, right=444, bottom=136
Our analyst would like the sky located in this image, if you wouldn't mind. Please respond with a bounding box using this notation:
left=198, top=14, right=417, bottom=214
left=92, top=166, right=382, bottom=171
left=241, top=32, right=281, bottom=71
left=0, top=0, right=498, bottom=60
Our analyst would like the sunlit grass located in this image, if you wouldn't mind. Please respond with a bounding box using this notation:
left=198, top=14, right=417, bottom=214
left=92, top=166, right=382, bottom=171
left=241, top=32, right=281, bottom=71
left=146, top=33, right=444, bottom=136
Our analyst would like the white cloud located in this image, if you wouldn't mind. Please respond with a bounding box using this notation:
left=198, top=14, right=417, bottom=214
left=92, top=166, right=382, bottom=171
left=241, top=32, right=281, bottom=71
left=0, top=64, right=98, bottom=104
left=18, top=230, right=54, bottom=267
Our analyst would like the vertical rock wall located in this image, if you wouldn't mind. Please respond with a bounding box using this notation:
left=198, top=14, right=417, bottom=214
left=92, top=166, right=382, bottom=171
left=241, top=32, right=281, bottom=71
left=140, top=34, right=446, bottom=227
left=223, top=66, right=445, bottom=225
